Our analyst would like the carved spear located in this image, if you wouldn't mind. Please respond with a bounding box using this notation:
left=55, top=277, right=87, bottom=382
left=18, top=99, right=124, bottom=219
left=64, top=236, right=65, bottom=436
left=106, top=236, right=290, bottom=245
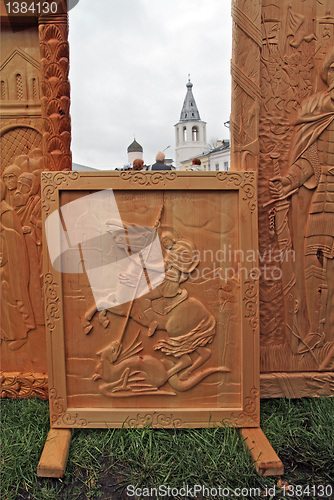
left=118, top=197, right=165, bottom=344
left=265, top=152, right=299, bottom=353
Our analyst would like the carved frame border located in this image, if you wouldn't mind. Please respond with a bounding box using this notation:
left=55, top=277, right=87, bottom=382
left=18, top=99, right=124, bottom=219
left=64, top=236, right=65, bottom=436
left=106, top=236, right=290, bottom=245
left=42, top=170, right=260, bottom=428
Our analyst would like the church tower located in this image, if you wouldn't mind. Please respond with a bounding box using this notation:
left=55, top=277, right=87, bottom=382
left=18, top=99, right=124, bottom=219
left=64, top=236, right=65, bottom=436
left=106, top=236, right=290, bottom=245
left=127, top=139, right=143, bottom=164
left=174, top=78, right=208, bottom=169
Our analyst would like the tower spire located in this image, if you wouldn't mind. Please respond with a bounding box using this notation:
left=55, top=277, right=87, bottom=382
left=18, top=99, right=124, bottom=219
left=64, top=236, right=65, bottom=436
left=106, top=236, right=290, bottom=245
left=179, top=78, right=201, bottom=121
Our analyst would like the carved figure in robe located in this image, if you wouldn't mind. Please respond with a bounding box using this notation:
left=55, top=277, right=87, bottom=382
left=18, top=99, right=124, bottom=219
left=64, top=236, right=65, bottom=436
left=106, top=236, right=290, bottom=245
left=13, top=172, right=44, bottom=324
left=269, top=47, right=334, bottom=351
left=2, top=165, right=22, bottom=207
left=0, top=181, right=35, bottom=350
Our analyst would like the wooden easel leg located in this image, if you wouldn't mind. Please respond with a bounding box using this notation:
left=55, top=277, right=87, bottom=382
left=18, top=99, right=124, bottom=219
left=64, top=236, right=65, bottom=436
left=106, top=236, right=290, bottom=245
left=241, top=427, right=284, bottom=476
left=37, top=428, right=72, bottom=478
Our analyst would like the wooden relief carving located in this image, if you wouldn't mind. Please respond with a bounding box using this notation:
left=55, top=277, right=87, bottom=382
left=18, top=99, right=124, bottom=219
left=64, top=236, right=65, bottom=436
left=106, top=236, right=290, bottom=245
left=42, top=171, right=259, bottom=428
left=38, top=13, right=72, bottom=171
left=230, top=0, right=262, bottom=171
left=231, top=0, right=334, bottom=396
left=1, top=11, right=71, bottom=396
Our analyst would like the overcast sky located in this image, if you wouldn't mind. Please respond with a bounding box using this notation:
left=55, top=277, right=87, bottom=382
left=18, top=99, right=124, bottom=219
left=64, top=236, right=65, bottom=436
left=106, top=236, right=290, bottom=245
left=68, top=0, right=232, bottom=169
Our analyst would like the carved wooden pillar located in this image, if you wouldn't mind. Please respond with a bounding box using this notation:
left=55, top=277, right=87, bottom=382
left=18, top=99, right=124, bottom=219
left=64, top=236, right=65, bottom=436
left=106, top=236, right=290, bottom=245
left=230, top=0, right=262, bottom=171
left=38, top=13, right=72, bottom=171
left=1, top=9, right=72, bottom=398
left=231, top=0, right=334, bottom=397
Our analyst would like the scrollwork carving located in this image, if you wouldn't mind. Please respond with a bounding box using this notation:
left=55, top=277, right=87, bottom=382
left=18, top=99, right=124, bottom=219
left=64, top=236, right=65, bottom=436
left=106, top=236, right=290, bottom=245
left=120, top=171, right=177, bottom=187
left=49, top=387, right=64, bottom=416
left=41, top=171, right=79, bottom=214
left=125, top=412, right=183, bottom=428
left=44, top=273, right=60, bottom=331
left=244, top=280, right=258, bottom=331
left=217, top=171, right=257, bottom=212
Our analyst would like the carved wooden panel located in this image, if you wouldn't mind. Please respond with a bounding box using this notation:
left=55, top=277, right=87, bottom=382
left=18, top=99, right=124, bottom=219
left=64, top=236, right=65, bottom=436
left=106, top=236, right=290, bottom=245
left=231, top=0, right=334, bottom=396
left=1, top=11, right=71, bottom=398
left=42, top=171, right=259, bottom=428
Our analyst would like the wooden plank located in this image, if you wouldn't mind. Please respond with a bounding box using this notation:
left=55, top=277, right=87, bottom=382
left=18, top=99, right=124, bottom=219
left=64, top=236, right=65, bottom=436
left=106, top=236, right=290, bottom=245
left=241, top=427, right=284, bottom=477
left=37, top=429, right=72, bottom=478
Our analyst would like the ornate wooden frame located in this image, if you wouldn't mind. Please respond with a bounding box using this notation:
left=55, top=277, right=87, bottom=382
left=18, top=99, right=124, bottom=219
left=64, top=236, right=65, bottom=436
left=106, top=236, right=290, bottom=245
left=42, top=170, right=259, bottom=428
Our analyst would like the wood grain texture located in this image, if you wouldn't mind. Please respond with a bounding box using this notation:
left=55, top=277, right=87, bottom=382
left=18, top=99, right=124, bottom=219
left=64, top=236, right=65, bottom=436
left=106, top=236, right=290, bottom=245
left=231, top=0, right=334, bottom=396
left=241, top=427, right=284, bottom=476
left=37, top=428, right=72, bottom=478
left=42, top=171, right=260, bottom=429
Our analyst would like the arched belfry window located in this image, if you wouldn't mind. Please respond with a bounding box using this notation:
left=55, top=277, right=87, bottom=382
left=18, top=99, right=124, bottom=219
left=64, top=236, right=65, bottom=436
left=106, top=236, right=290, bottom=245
left=183, top=126, right=187, bottom=141
left=192, top=126, right=199, bottom=141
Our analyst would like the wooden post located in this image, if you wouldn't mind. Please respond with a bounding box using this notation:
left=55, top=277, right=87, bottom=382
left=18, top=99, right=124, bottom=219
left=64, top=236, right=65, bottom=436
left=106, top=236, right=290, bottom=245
left=38, top=10, right=72, bottom=171
left=37, top=428, right=72, bottom=478
left=241, top=427, right=284, bottom=476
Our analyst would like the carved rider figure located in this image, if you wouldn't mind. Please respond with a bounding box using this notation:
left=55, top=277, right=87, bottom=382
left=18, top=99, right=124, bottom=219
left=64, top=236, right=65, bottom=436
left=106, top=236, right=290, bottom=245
left=153, top=231, right=200, bottom=299
left=269, top=47, right=334, bottom=350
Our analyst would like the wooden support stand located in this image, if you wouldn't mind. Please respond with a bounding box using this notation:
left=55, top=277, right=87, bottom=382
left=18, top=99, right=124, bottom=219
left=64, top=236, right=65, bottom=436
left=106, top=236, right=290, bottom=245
left=37, top=429, right=72, bottom=478
left=241, top=427, right=284, bottom=476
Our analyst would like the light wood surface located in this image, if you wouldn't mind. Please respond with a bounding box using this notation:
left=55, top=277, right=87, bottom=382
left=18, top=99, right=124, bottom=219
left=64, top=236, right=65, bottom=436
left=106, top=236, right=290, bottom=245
left=241, top=427, right=284, bottom=477
left=41, top=171, right=260, bottom=429
left=231, top=0, right=334, bottom=397
left=37, top=429, right=72, bottom=478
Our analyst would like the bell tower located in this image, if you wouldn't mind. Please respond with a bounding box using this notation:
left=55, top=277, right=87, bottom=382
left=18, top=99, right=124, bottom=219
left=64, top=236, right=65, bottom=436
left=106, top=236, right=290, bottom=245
left=174, top=78, right=208, bottom=169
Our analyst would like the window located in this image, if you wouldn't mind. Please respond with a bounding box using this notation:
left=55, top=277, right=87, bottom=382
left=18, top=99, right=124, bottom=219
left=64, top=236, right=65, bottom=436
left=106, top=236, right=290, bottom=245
left=32, top=78, right=38, bottom=99
left=183, top=126, right=187, bottom=141
left=224, top=161, right=229, bottom=170
left=16, top=74, right=23, bottom=100
left=192, top=126, right=198, bottom=141
left=215, top=163, right=219, bottom=171
left=1, top=80, right=6, bottom=100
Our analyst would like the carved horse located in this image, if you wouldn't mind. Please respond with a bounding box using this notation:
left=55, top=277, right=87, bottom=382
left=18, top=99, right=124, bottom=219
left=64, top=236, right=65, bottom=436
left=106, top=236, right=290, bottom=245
left=84, top=291, right=228, bottom=382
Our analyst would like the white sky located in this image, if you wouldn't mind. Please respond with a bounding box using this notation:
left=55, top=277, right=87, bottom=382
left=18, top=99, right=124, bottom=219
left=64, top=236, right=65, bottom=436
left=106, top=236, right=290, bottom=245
left=68, top=0, right=232, bottom=169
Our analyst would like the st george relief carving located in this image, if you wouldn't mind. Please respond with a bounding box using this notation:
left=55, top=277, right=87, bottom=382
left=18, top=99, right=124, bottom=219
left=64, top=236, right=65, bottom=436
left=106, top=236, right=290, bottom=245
left=267, top=46, right=334, bottom=370
left=89, top=230, right=230, bottom=397
left=1, top=149, right=44, bottom=351
left=54, top=189, right=240, bottom=407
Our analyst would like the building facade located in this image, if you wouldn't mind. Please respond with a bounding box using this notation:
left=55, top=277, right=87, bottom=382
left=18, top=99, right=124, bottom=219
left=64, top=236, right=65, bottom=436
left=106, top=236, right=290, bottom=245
left=180, top=140, right=230, bottom=171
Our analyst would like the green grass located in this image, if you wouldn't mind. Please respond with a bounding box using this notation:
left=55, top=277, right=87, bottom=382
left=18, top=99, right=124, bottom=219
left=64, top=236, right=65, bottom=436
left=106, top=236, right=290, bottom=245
left=1, top=398, right=333, bottom=500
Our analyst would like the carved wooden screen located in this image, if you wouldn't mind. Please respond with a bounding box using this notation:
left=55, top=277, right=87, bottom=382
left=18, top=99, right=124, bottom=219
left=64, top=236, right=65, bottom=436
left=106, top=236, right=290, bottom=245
left=42, top=171, right=259, bottom=428
left=231, top=0, right=334, bottom=397
left=1, top=11, right=71, bottom=399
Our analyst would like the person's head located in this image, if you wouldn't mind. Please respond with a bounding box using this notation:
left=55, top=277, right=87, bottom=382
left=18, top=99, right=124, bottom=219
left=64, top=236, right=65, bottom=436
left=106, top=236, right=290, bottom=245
left=31, top=170, right=41, bottom=196
left=192, top=158, right=201, bottom=166
left=14, top=172, right=34, bottom=207
left=321, top=47, right=334, bottom=88
left=156, top=152, right=165, bottom=163
left=2, top=165, right=22, bottom=191
left=161, top=231, right=175, bottom=249
left=133, top=158, right=144, bottom=171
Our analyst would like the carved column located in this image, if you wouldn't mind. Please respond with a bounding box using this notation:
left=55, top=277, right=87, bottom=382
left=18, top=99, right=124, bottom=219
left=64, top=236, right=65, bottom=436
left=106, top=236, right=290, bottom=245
left=230, top=0, right=262, bottom=171
left=38, top=12, right=72, bottom=171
